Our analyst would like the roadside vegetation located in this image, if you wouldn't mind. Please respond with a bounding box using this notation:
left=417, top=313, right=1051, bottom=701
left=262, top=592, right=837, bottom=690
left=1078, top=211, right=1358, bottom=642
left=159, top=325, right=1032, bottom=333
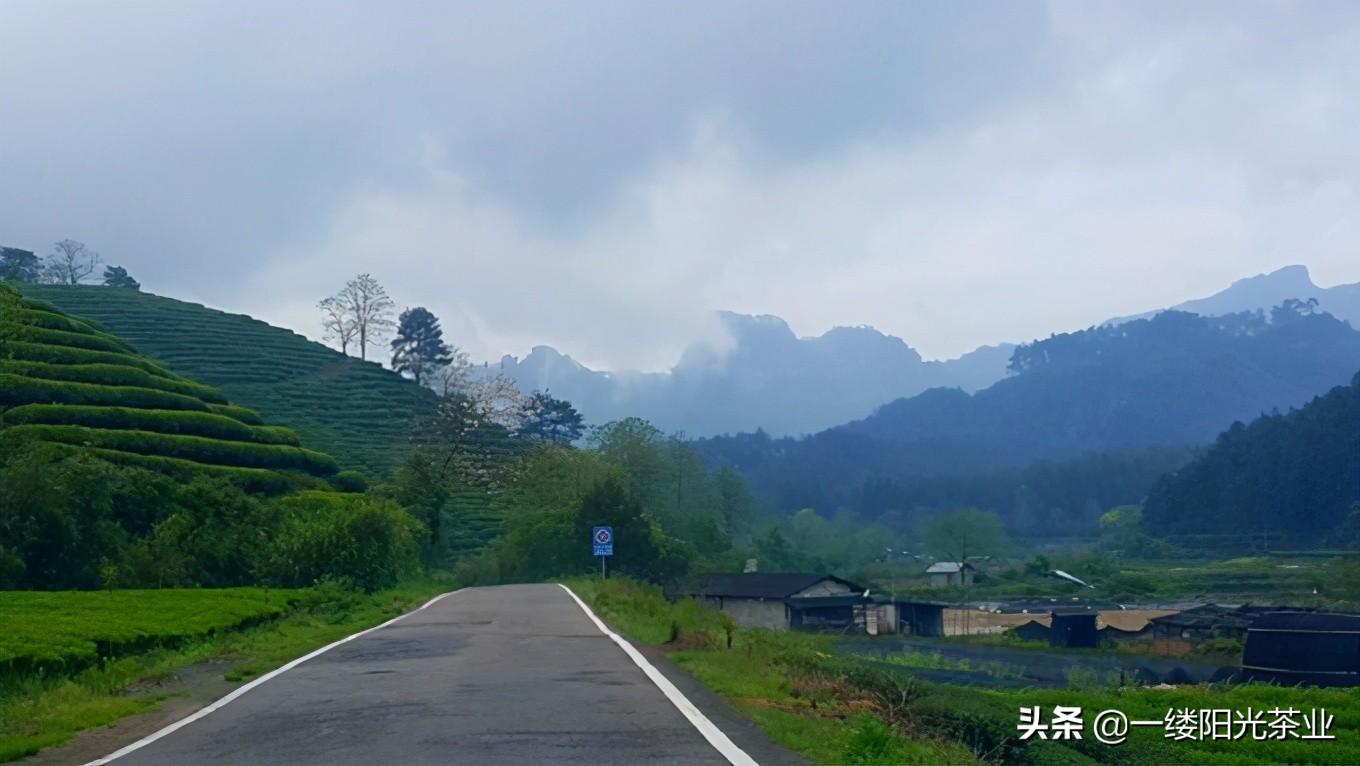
left=0, top=581, right=446, bottom=762
left=570, top=577, right=1360, bottom=766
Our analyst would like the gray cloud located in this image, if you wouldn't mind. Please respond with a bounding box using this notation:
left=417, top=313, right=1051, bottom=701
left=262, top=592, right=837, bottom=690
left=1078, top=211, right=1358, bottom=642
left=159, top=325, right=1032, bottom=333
left=2, top=1, right=1359, bottom=369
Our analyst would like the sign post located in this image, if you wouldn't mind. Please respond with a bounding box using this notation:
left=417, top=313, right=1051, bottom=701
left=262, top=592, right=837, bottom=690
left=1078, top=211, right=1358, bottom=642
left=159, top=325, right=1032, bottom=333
left=592, top=525, right=614, bottom=579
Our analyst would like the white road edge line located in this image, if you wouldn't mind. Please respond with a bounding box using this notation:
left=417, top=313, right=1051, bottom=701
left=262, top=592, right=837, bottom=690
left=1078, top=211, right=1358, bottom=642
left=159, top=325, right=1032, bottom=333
left=82, top=589, right=463, bottom=766
left=557, top=583, right=758, bottom=766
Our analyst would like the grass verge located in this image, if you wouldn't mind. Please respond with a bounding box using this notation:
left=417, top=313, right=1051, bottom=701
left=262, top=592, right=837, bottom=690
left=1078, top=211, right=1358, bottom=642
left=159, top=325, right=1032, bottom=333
left=564, top=576, right=1360, bottom=766
left=561, top=577, right=977, bottom=764
left=0, top=580, right=448, bottom=762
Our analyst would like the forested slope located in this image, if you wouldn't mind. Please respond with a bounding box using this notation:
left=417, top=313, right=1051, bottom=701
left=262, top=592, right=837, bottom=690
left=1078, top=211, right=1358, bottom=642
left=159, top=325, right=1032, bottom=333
left=1144, top=372, right=1360, bottom=545
left=701, top=305, right=1360, bottom=536
left=0, top=283, right=337, bottom=491
left=19, top=285, right=435, bottom=475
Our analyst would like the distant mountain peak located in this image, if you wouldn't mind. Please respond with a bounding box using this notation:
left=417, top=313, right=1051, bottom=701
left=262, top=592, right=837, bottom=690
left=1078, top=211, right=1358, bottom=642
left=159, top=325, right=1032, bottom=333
left=1222, top=264, right=1317, bottom=293
left=492, top=309, right=1011, bottom=436
left=1108, top=263, right=1357, bottom=327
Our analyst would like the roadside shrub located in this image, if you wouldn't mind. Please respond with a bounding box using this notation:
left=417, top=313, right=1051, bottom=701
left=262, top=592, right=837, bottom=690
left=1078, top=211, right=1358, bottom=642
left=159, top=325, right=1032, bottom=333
left=840, top=664, right=926, bottom=728
left=2, top=405, right=298, bottom=444
left=258, top=492, right=424, bottom=591
left=0, top=360, right=227, bottom=402
left=842, top=713, right=905, bottom=765
left=0, top=374, right=210, bottom=412
left=0, top=445, right=160, bottom=588
left=3, top=424, right=337, bottom=475
left=913, top=687, right=1025, bottom=763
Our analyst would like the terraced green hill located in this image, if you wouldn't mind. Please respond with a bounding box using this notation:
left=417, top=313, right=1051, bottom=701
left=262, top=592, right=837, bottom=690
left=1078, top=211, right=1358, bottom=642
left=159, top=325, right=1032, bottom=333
left=18, top=285, right=435, bottom=475
left=0, top=283, right=342, bottom=491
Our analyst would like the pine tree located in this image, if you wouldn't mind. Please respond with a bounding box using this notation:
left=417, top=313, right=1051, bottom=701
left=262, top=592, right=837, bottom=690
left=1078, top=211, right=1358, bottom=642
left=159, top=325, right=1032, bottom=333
left=0, top=247, right=42, bottom=282
left=102, top=265, right=141, bottom=290
left=390, top=306, right=453, bottom=386
left=520, top=392, right=585, bottom=444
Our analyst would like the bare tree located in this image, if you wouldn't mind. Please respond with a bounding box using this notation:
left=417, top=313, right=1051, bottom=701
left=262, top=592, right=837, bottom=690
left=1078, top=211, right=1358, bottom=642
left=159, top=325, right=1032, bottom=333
left=44, top=239, right=102, bottom=285
left=318, top=295, right=358, bottom=356
left=430, top=346, right=473, bottom=397
left=320, top=274, right=396, bottom=361
left=430, top=350, right=527, bottom=429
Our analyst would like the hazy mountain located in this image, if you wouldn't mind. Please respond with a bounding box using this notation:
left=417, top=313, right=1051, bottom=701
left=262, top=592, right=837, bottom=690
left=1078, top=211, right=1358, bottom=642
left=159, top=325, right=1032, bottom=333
left=490, top=311, right=1014, bottom=436
left=699, top=304, right=1360, bottom=529
left=1111, top=264, right=1360, bottom=326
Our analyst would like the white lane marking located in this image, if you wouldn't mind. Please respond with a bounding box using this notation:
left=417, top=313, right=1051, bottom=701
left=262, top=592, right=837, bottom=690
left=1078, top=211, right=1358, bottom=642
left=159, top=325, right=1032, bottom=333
left=83, top=589, right=462, bottom=765
left=557, top=583, right=758, bottom=766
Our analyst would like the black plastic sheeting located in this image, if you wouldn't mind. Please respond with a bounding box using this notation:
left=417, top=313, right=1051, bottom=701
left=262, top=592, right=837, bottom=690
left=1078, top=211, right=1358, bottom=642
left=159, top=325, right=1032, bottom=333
left=1242, top=612, right=1360, bottom=687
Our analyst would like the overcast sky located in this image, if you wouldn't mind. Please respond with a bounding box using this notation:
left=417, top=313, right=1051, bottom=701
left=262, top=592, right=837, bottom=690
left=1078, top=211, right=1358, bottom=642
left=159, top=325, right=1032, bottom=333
left=3, top=1, right=1359, bottom=370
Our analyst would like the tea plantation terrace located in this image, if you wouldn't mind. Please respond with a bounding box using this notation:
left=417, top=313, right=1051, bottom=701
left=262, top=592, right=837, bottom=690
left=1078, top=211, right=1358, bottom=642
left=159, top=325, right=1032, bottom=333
left=18, top=284, right=437, bottom=475
left=1, top=283, right=339, bottom=492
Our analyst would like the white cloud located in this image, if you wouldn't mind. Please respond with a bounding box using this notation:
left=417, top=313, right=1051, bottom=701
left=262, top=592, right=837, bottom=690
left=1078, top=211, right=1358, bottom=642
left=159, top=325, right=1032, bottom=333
left=244, top=7, right=1360, bottom=370
left=5, top=2, right=1360, bottom=371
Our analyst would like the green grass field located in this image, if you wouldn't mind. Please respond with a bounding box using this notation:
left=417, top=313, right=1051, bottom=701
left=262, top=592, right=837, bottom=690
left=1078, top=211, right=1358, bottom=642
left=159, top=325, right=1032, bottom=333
left=18, top=285, right=436, bottom=476
left=0, top=588, right=298, bottom=675
left=0, top=583, right=447, bottom=762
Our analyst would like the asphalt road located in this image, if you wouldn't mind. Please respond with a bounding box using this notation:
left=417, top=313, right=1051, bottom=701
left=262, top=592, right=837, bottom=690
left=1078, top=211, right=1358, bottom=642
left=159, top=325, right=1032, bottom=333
left=99, top=584, right=760, bottom=766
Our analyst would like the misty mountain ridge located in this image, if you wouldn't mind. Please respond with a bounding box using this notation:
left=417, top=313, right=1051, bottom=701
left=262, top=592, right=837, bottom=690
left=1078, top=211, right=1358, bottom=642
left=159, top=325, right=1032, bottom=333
left=1110, top=264, right=1360, bottom=327
left=490, top=311, right=1014, bottom=436
left=698, top=303, right=1360, bottom=528
left=489, top=264, right=1359, bottom=438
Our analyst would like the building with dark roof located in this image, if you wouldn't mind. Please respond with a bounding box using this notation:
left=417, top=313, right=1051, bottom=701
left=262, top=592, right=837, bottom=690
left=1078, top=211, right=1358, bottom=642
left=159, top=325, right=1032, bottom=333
left=1050, top=609, right=1100, bottom=648
left=685, top=573, right=866, bottom=630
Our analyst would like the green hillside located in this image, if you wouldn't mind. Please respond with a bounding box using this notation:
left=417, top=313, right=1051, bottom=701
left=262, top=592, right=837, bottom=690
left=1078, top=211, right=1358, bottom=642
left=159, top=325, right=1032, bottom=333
left=18, top=285, right=435, bottom=475
left=1, top=283, right=338, bottom=491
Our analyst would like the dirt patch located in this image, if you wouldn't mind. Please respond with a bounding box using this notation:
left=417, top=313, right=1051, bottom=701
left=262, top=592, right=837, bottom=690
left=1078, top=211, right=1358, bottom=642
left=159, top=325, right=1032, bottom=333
left=663, top=631, right=715, bottom=651
left=940, top=608, right=1176, bottom=635
left=17, top=660, right=241, bottom=766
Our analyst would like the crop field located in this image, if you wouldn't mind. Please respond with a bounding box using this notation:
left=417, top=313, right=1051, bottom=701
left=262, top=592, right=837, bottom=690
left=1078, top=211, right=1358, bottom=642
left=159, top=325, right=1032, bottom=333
left=0, top=588, right=298, bottom=676
left=1, top=286, right=344, bottom=488
left=20, top=285, right=437, bottom=476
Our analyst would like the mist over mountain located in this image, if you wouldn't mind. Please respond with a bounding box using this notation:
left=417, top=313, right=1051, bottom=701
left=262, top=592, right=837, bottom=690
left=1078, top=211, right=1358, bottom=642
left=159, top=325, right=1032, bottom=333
left=490, top=311, right=1013, bottom=436
left=699, top=303, right=1360, bottom=533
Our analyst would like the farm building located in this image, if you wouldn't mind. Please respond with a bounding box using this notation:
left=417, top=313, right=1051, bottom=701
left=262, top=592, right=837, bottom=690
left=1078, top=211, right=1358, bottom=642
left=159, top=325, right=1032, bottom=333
left=1241, top=612, right=1360, bottom=687
left=686, top=573, right=866, bottom=631
left=1011, top=619, right=1051, bottom=642
left=1150, top=604, right=1315, bottom=645
left=893, top=601, right=946, bottom=637
left=925, top=562, right=975, bottom=587
left=1050, top=610, right=1100, bottom=648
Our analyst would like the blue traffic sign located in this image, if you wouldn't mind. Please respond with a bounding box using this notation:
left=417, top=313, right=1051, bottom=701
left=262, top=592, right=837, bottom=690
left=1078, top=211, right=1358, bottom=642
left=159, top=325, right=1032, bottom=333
left=592, top=525, right=614, bottom=557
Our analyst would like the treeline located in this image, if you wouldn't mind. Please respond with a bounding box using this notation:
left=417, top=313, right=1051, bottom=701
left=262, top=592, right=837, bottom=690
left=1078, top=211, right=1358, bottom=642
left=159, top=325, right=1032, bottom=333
left=0, top=444, right=421, bottom=591
left=1144, top=372, right=1360, bottom=545
left=701, top=426, right=1193, bottom=537
left=2, top=241, right=139, bottom=289
left=394, top=416, right=763, bottom=584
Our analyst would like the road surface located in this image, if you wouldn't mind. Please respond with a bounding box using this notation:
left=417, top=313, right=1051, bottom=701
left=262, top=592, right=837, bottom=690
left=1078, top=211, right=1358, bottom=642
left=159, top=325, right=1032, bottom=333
left=95, top=584, right=771, bottom=765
